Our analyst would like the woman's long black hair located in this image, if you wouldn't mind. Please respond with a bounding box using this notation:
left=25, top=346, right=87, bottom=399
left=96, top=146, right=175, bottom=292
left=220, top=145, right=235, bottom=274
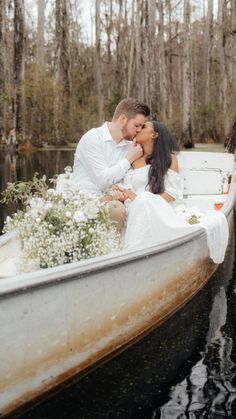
left=146, top=121, right=179, bottom=194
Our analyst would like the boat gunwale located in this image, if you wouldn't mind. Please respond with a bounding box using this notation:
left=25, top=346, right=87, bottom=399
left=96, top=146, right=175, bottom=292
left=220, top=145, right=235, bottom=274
left=0, top=171, right=236, bottom=297
left=0, top=228, right=207, bottom=297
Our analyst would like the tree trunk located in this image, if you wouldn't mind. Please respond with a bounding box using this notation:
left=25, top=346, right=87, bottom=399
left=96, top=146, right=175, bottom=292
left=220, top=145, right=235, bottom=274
left=95, top=0, right=104, bottom=123
left=203, top=0, right=213, bottom=105
left=229, top=0, right=236, bottom=89
left=115, top=0, right=123, bottom=98
left=30, top=0, right=46, bottom=145
left=126, top=0, right=135, bottom=97
left=105, top=0, right=113, bottom=64
left=158, top=0, right=168, bottom=122
left=13, top=0, right=25, bottom=143
left=105, top=0, right=113, bottom=98
left=36, top=0, right=45, bottom=75
left=54, top=0, right=61, bottom=143
left=0, top=0, right=5, bottom=139
left=115, top=0, right=130, bottom=98
left=54, top=0, right=71, bottom=143
left=199, top=0, right=214, bottom=140
left=60, top=0, right=71, bottom=100
left=148, top=0, right=158, bottom=119
left=143, top=0, right=149, bottom=103
left=166, top=0, right=173, bottom=119
left=228, top=0, right=236, bottom=135
left=218, top=0, right=231, bottom=139
left=226, top=115, right=236, bottom=154
left=135, top=0, right=144, bottom=100
left=181, top=0, right=193, bottom=148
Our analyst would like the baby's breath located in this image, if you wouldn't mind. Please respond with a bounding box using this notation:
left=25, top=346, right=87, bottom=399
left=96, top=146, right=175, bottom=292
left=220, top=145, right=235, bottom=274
left=4, top=181, right=121, bottom=273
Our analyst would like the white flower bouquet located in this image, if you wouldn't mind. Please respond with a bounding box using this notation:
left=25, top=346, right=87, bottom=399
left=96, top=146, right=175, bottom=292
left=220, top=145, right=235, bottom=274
left=2, top=171, right=121, bottom=273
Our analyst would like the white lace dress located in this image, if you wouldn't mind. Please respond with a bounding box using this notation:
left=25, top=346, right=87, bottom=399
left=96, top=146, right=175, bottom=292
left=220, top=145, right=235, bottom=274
left=122, top=165, right=229, bottom=264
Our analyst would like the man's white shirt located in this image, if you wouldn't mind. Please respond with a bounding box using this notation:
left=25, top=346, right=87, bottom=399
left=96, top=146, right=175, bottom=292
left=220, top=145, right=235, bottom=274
left=73, top=122, right=131, bottom=194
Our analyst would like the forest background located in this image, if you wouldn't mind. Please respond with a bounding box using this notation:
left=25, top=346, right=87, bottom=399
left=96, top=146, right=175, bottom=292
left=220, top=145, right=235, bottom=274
left=0, top=0, right=235, bottom=148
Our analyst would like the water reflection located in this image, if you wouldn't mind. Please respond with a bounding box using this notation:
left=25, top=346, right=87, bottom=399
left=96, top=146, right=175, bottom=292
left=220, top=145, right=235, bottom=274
left=156, top=303, right=236, bottom=418
left=155, top=235, right=236, bottom=419
left=0, top=148, right=74, bottom=233
left=21, top=229, right=236, bottom=418
left=1, top=144, right=17, bottom=184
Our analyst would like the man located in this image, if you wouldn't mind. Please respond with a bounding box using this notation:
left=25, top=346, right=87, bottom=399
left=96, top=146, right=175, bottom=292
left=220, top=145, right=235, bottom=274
left=73, top=98, right=150, bottom=230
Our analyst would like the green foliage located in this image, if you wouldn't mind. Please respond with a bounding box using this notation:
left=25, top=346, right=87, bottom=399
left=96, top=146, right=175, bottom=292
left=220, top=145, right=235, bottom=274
left=24, top=68, right=56, bottom=144
left=193, top=102, right=221, bottom=142
left=0, top=94, right=10, bottom=105
left=166, top=107, right=183, bottom=144
left=0, top=174, right=50, bottom=206
left=22, top=60, right=103, bottom=144
left=194, top=102, right=213, bottom=117
left=106, top=91, right=122, bottom=118
left=188, top=215, right=200, bottom=225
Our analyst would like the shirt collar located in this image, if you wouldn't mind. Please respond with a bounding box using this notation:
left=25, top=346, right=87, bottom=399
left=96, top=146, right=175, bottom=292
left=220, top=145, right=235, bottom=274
left=102, top=122, right=114, bottom=142
left=102, top=122, right=130, bottom=147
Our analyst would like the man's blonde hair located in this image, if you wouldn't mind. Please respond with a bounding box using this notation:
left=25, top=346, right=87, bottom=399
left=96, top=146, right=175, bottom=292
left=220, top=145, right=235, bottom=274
left=112, top=98, right=150, bottom=121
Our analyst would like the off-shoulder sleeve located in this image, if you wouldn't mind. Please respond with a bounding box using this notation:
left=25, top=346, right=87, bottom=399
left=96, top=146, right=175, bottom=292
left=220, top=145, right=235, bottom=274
left=164, top=169, right=184, bottom=200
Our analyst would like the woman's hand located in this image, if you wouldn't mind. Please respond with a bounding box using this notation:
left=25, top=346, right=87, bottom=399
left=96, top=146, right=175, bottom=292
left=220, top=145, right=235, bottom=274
left=123, top=188, right=137, bottom=201
left=109, top=188, right=127, bottom=202
left=115, top=186, right=137, bottom=201
left=105, top=185, right=137, bottom=202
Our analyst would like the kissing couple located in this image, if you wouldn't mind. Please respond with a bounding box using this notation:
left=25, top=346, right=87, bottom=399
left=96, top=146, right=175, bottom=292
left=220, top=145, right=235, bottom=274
left=73, top=97, right=189, bottom=249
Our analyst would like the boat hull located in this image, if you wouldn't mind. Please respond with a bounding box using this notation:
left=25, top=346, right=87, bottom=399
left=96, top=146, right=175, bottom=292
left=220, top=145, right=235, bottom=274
left=0, top=207, right=234, bottom=416
left=1, top=153, right=236, bottom=416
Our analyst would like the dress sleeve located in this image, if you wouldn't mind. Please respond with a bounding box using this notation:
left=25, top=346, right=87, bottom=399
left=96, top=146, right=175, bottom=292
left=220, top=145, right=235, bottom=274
left=164, top=169, right=184, bottom=200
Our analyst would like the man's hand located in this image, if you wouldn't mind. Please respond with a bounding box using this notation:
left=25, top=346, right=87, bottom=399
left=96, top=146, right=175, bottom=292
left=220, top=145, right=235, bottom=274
left=126, top=138, right=143, bottom=164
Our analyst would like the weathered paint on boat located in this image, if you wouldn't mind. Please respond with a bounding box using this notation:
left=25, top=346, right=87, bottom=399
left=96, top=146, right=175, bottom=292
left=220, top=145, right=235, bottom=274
left=0, top=152, right=236, bottom=416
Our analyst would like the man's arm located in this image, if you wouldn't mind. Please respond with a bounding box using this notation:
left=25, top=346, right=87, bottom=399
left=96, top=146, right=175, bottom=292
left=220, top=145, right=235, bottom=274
left=73, top=133, right=142, bottom=192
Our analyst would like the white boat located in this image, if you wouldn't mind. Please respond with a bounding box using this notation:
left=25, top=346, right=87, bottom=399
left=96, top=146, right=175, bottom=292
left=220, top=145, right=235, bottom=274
left=0, top=151, right=235, bottom=416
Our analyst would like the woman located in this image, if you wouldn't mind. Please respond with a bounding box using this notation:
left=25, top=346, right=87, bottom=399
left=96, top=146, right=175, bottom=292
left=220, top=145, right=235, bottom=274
left=108, top=121, right=193, bottom=249
left=120, top=120, right=183, bottom=203
left=109, top=121, right=228, bottom=263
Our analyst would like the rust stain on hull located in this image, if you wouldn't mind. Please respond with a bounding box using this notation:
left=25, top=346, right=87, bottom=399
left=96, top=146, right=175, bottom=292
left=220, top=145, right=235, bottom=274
left=1, top=257, right=218, bottom=417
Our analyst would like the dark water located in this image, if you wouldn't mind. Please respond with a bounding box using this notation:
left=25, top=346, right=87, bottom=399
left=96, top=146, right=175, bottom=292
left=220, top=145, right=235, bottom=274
left=0, top=146, right=74, bottom=234
left=19, top=238, right=236, bottom=419
left=1, top=148, right=236, bottom=419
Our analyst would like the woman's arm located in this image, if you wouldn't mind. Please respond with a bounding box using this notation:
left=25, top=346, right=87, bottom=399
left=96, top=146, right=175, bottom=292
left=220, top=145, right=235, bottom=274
left=159, top=155, right=179, bottom=202
left=109, top=155, right=181, bottom=203
left=169, top=154, right=179, bottom=172
left=159, top=191, right=175, bottom=202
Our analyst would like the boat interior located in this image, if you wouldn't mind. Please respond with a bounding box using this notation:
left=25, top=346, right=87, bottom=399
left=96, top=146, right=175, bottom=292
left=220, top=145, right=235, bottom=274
left=178, top=151, right=235, bottom=212
left=0, top=151, right=235, bottom=278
